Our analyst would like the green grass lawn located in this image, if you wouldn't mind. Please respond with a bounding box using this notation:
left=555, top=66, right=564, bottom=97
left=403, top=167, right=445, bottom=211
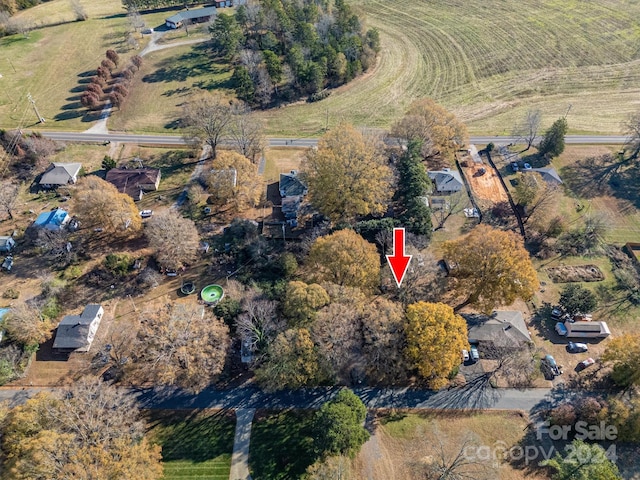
left=146, top=409, right=235, bottom=480
left=249, top=410, right=317, bottom=480
left=6, top=0, right=640, bottom=136
left=109, top=43, right=233, bottom=133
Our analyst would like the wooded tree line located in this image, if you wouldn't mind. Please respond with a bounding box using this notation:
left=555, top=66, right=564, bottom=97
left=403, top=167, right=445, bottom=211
left=209, top=0, right=380, bottom=106
left=0, top=0, right=52, bottom=15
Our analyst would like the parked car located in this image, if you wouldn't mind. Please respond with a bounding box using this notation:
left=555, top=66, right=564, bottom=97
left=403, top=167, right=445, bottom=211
left=462, top=349, right=470, bottom=363
left=555, top=322, right=568, bottom=336
left=544, top=354, right=561, bottom=376
left=140, top=210, right=153, bottom=218
left=470, top=345, right=480, bottom=362
left=1, top=255, right=13, bottom=272
left=551, top=307, right=564, bottom=319
left=567, top=342, right=588, bottom=353
left=577, top=357, right=596, bottom=371
left=142, top=27, right=154, bottom=34
left=510, top=162, right=519, bottom=172
left=523, top=163, right=532, bottom=170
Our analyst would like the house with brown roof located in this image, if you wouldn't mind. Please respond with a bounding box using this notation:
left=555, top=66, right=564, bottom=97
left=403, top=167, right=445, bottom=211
left=105, top=168, right=161, bottom=201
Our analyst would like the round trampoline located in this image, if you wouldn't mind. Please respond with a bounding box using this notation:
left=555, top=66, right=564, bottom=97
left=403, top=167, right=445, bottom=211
left=181, top=281, right=196, bottom=295
left=201, top=284, right=224, bottom=304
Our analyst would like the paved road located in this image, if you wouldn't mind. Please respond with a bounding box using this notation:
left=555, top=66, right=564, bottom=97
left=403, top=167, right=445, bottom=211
left=34, top=131, right=631, bottom=147
left=0, top=384, right=556, bottom=412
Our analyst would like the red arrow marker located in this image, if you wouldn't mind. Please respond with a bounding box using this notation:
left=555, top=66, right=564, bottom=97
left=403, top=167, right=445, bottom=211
left=386, top=227, right=412, bottom=288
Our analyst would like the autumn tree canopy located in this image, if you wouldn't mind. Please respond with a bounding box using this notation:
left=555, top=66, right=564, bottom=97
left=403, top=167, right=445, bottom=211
left=129, top=303, right=230, bottom=393
left=0, top=379, right=162, bottom=480
left=2, top=303, right=55, bottom=348
left=73, top=176, right=142, bottom=237
left=254, top=328, right=322, bottom=391
left=144, top=210, right=200, bottom=270
left=405, top=302, right=468, bottom=389
left=602, top=334, right=640, bottom=387
left=206, top=150, right=261, bottom=211
left=443, top=225, right=539, bottom=312
left=308, top=229, right=381, bottom=292
left=282, top=281, right=330, bottom=327
left=303, top=124, right=392, bottom=223
left=392, top=98, right=468, bottom=163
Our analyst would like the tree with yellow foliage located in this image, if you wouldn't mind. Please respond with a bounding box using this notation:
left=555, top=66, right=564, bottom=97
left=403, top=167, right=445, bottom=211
left=392, top=98, right=468, bottom=163
left=443, top=225, right=539, bottom=313
left=206, top=150, right=261, bottom=211
left=73, top=176, right=141, bottom=237
left=3, top=302, right=55, bottom=348
left=405, top=302, right=468, bottom=389
left=282, top=281, right=330, bottom=326
left=0, top=379, right=162, bottom=480
left=302, top=124, right=392, bottom=223
left=255, top=328, right=322, bottom=391
left=602, top=334, right=640, bottom=387
left=308, top=229, right=380, bottom=292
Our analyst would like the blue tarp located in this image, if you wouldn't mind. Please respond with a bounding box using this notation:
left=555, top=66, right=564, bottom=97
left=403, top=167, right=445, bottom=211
left=34, top=209, right=68, bottom=229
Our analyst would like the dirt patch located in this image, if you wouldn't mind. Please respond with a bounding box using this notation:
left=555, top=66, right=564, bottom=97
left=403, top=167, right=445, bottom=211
left=546, top=264, right=605, bottom=283
left=462, top=161, right=508, bottom=204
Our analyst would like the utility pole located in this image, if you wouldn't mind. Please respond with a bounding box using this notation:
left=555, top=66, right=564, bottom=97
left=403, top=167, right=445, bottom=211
left=325, top=106, right=329, bottom=132
left=564, top=104, right=572, bottom=120
left=6, top=58, right=16, bottom=73
left=27, top=93, right=45, bottom=123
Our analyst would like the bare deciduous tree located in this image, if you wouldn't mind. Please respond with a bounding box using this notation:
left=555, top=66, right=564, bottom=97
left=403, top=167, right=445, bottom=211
left=228, top=103, right=266, bottom=162
left=433, top=191, right=466, bottom=230
left=621, top=110, right=640, bottom=161
left=235, top=290, right=283, bottom=354
left=129, top=303, right=230, bottom=393
left=513, top=109, right=542, bottom=151
left=70, top=0, right=88, bottom=21
left=182, top=92, right=235, bottom=159
left=144, top=210, right=199, bottom=270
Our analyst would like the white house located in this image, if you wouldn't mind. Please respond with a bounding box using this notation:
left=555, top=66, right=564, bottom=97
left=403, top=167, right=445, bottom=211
left=428, top=168, right=464, bottom=194
left=53, top=304, right=104, bottom=353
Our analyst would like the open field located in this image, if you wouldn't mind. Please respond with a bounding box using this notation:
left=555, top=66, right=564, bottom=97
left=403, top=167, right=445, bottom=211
left=5, top=0, right=640, bottom=135
left=353, top=411, right=546, bottom=480
left=108, top=43, right=233, bottom=133
left=256, top=0, right=640, bottom=136
left=146, top=409, right=235, bottom=480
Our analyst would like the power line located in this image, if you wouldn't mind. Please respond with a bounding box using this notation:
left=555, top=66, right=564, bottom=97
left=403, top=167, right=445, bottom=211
left=27, top=92, right=45, bottom=124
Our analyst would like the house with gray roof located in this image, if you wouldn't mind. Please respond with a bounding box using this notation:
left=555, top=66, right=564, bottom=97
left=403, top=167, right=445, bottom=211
left=530, top=167, right=563, bottom=185
left=165, top=7, right=217, bottom=29
left=466, top=310, right=532, bottom=350
left=39, top=163, right=82, bottom=189
left=279, top=171, right=307, bottom=226
left=53, top=304, right=104, bottom=353
left=428, top=168, right=463, bottom=194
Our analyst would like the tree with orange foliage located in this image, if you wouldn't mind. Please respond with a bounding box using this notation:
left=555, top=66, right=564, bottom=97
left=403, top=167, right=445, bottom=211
left=443, top=225, right=539, bottom=312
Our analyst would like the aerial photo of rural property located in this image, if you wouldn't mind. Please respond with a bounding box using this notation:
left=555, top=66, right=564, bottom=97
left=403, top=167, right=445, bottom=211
left=3, top=0, right=640, bottom=478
